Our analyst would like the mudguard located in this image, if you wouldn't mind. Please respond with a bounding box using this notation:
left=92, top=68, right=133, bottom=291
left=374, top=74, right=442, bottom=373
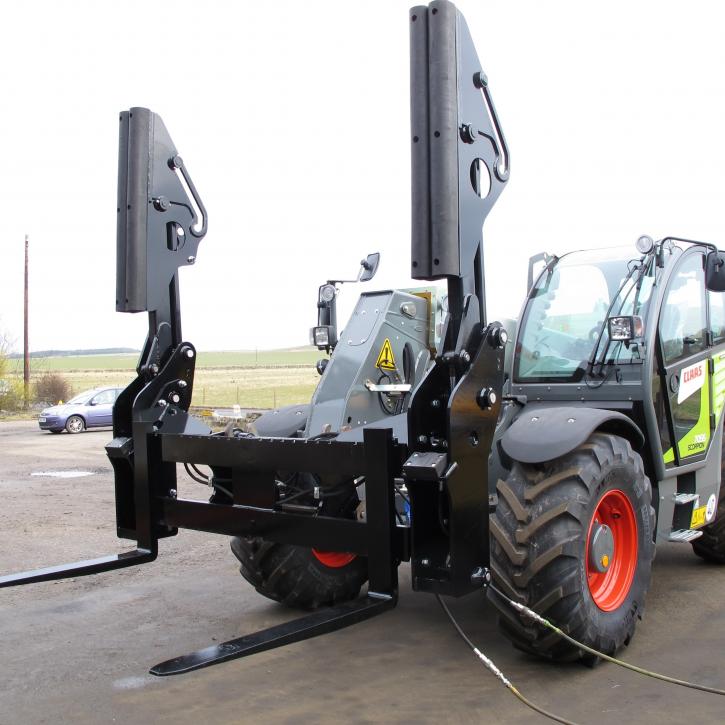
left=500, top=406, right=644, bottom=464
left=250, top=404, right=309, bottom=438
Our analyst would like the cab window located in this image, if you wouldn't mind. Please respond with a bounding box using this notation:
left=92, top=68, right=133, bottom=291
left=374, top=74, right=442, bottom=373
left=659, top=254, right=707, bottom=364
left=709, top=289, right=725, bottom=345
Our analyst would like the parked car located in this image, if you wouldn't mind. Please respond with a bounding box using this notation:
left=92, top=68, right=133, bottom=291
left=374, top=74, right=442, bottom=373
left=38, top=387, right=123, bottom=433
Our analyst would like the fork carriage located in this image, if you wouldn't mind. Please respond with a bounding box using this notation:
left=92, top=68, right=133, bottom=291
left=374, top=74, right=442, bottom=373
left=1, top=1, right=510, bottom=675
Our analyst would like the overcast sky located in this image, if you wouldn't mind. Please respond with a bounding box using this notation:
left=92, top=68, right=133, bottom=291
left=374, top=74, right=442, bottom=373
left=1, top=0, right=724, bottom=354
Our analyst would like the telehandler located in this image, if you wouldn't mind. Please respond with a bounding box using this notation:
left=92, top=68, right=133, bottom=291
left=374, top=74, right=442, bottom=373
left=2, top=0, right=725, bottom=675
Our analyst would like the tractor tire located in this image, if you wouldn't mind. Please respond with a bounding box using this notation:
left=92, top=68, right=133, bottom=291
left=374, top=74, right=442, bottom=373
left=489, top=432, right=655, bottom=662
left=231, top=537, right=368, bottom=610
left=692, top=485, right=725, bottom=563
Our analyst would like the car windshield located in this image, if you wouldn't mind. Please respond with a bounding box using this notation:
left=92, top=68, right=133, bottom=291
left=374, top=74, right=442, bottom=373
left=515, top=247, right=654, bottom=383
left=66, top=391, right=95, bottom=405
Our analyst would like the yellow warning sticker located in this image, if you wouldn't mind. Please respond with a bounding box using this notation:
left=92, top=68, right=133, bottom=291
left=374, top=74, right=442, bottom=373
left=376, top=338, right=397, bottom=371
left=691, top=505, right=707, bottom=529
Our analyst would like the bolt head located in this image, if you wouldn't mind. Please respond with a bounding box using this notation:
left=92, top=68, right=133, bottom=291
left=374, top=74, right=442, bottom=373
left=460, top=123, right=478, bottom=144
left=158, top=399, right=168, bottom=407
left=187, top=255, right=196, bottom=264
left=153, top=196, right=170, bottom=212
left=185, top=348, right=195, bottom=359
left=178, top=380, right=188, bottom=389
left=473, top=70, right=488, bottom=88
left=476, top=387, right=497, bottom=410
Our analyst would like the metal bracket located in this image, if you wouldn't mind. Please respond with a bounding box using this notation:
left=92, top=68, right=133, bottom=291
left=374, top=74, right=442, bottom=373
left=365, top=380, right=412, bottom=394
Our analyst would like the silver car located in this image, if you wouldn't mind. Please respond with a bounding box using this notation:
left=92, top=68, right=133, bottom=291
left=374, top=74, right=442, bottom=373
left=38, top=387, right=123, bottom=434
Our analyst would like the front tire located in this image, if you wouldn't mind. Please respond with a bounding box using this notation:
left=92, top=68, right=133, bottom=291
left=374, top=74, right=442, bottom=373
left=489, top=433, right=655, bottom=662
left=65, top=415, right=85, bottom=434
left=231, top=537, right=367, bottom=609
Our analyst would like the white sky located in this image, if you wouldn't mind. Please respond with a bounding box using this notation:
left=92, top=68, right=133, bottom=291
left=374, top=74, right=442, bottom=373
left=1, top=0, right=724, bottom=353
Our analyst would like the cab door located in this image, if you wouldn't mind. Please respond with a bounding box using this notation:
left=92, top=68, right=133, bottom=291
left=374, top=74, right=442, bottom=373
left=657, top=251, right=711, bottom=466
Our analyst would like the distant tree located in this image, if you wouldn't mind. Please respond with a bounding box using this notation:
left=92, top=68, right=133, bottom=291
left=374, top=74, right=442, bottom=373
left=0, top=323, right=22, bottom=411
left=34, top=372, right=71, bottom=405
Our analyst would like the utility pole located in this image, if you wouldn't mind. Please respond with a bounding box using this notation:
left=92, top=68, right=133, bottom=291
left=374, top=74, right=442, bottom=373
left=24, top=234, right=29, bottom=409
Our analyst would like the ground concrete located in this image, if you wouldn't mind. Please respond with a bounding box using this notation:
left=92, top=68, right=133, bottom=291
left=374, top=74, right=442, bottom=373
left=1, top=420, right=724, bottom=724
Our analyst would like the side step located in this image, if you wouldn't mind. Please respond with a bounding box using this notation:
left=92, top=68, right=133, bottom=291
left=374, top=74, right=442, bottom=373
left=0, top=549, right=155, bottom=588
left=150, top=592, right=397, bottom=676
left=669, top=529, right=703, bottom=543
left=673, top=493, right=699, bottom=504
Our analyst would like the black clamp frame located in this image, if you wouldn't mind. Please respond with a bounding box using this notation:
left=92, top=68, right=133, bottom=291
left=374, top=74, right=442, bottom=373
left=1, top=0, right=509, bottom=677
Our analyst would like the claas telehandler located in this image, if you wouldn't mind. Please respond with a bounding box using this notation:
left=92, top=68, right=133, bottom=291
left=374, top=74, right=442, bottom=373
left=3, top=0, right=725, bottom=675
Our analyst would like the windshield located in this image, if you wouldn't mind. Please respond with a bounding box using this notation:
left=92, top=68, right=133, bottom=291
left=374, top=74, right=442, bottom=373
left=66, top=391, right=94, bottom=405
left=515, top=247, right=654, bottom=383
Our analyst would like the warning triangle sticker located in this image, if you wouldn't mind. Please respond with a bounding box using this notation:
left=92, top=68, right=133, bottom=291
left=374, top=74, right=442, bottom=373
left=376, top=338, right=397, bottom=370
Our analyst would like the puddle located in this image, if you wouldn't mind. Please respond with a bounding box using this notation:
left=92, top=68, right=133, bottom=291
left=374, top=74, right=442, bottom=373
left=31, top=470, right=95, bottom=479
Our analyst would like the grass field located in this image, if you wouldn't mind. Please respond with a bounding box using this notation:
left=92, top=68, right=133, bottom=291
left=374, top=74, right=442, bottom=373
left=23, top=348, right=320, bottom=372
left=6, top=348, right=322, bottom=410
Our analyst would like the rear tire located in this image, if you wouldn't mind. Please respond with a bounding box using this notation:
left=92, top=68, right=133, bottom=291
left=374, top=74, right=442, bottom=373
left=692, top=486, right=725, bottom=563
left=489, top=433, right=655, bottom=662
left=231, top=537, right=368, bottom=609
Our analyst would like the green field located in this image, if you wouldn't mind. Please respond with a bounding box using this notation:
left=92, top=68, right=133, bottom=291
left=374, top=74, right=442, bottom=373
left=6, top=348, right=322, bottom=410
left=24, top=348, right=320, bottom=372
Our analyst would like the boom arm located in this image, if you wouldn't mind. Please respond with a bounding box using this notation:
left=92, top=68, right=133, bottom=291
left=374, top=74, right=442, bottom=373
left=410, top=0, right=509, bottom=349
left=116, top=108, right=208, bottom=378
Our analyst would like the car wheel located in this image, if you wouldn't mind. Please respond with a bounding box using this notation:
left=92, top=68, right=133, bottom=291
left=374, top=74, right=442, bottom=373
left=65, top=415, right=85, bottom=434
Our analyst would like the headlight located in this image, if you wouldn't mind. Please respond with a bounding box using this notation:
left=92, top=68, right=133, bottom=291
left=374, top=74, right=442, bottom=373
left=319, top=284, right=336, bottom=304
left=608, top=315, right=644, bottom=342
left=636, top=235, right=654, bottom=254
left=311, top=326, right=330, bottom=347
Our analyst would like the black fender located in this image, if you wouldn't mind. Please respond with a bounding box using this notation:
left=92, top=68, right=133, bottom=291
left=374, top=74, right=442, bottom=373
left=500, top=406, right=644, bottom=464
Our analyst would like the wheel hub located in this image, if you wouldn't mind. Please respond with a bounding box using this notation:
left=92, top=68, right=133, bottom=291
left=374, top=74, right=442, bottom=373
left=585, top=489, right=638, bottom=612
left=588, top=522, right=614, bottom=573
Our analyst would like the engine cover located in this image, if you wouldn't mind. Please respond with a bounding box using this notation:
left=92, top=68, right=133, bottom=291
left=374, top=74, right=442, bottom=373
left=305, top=290, right=431, bottom=440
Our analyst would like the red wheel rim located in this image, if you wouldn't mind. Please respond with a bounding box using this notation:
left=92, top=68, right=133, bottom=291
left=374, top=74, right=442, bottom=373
left=585, top=489, right=638, bottom=612
left=311, top=549, right=356, bottom=568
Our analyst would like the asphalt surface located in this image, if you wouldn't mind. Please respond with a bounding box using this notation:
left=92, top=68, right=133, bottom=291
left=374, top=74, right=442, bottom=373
left=1, top=419, right=724, bottom=725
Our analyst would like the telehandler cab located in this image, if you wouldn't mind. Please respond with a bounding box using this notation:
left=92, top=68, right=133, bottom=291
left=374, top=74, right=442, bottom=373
left=3, top=0, right=725, bottom=675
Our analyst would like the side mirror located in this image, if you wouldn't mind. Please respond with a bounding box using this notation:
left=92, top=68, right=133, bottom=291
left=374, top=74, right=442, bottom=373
left=706, top=251, right=725, bottom=292
left=89, top=399, right=97, bottom=406
left=359, top=253, right=380, bottom=282
left=608, top=315, right=644, bottom=344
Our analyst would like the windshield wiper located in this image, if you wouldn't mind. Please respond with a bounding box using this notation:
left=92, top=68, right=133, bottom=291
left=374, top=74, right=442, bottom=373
left=586, top=254, right=650, bottom=375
